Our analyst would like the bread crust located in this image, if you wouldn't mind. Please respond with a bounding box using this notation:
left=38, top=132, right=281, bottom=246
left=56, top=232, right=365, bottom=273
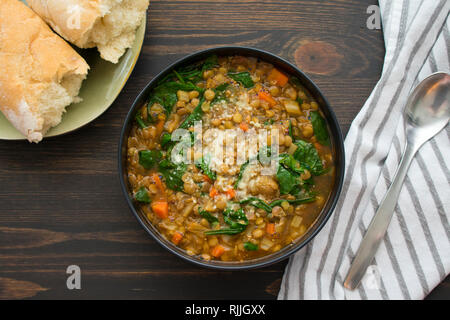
left=28, top=0, right=102, bottom=48
left=29, top=0, right=150, bottom=63
left=0, top=0, right=89, bottom=142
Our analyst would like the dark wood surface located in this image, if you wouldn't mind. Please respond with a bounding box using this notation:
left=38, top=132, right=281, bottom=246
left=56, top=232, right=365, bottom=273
left=0, top=0, right=448, bottom=300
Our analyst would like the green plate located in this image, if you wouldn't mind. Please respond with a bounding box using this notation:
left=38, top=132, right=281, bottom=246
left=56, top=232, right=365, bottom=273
left=0, top=1, right=146, bottom=140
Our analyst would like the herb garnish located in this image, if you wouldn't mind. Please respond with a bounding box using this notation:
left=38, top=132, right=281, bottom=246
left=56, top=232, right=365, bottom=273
left=134, top=187, right=151, bottom=203
left=310, top=111, right=330, bottom=146
left=139, top=150, right=162, bottom=170
left=227, top=72, right=254, bottom=88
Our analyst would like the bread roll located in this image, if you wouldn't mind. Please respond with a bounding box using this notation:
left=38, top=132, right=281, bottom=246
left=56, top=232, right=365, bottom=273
left=0, top=0, right=89, bottom=143
left=29, top=0, right=150, bottom=63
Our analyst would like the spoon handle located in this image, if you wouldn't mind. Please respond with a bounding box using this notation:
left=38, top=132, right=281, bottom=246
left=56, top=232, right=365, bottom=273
left=344, top=141, right=418, bottom=290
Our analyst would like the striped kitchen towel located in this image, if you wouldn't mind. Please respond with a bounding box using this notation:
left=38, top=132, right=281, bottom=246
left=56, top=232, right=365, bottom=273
left=279, top=0, right=450, bottom=300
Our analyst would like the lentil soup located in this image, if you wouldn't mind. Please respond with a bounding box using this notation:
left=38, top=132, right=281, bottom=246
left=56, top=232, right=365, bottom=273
left=126, top=55, right=335, bottom=262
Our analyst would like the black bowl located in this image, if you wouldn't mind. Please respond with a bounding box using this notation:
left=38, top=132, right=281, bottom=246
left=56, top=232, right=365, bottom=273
left=119, top=46, right=345, bottom=270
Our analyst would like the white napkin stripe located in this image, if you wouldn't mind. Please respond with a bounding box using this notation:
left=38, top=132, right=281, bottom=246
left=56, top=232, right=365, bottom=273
left=326, top=1, right=449, bottom=300
left=279, top=0, right=450, bottom=300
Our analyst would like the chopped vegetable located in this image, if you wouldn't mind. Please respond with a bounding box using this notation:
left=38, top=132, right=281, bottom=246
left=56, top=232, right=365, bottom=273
left=160, top=133, right=172, bottom=149
left=239, top=122, right=249, bottom=132
left=211, top=245, right=225, bottom=258
left=179, top=96, right=205, bottom=129
left=151, top=200, right=169, bottom=219
left=234, top=160, right=249, bottom=189
left=258, top=91, right=276, bottom=106
left=240, top=197, right=272, bottom=213
left=211, top=83, right=229, bottom=105
left=266, top=223, right=275, bottom=235
left=135, top=114, right=148, bottom=129
left=155, top=120, right=165, bottom=135
left=196, top=156, right=217, bottom=181
left=172, top=232, right=183, bottom=245
left=134, top=187, right=151, bottom=203
left=199, top=209, right=219, bottom=224
left=205, top=207, right=249, bottom=235
left=244, top=242, right=258, bottom=251
left=269, top=196, right=316, bottom=208
left=152, top=173, right=165, bottom=193
left=291, top=216, right=303, bottom=228
left=268, top=68, right=288, bottom=86
left=276, top=165, right=300, bottom=195
left=310, top=111, right=330, bottom=146
left=158, top=159, right=187, bottom=191
left=139, top=150, right=162, bottom=170
left=293, top=140, right=324, bottom=175
left=228, top=72, right=254, bottom=88
left=225, top=188, right=236, bottom=199
left=283, top=100, right=302, bottom=115
left=209, top=186, right=219, bottom=198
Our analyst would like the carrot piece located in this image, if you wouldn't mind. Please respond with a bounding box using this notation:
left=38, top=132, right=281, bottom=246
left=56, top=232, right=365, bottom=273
left=203, top=174, right=213, bottom=184
left=155, top=120, right=165, bottom=135
left=225, top=188, right=236, bottom=199
left=239, top=122, right=249, bottom=132
left=172, top=232, right=183, bottom=245
left=209, top=186, right=219, bottom=198
left=266, top=223, right=276, bottom=235
left=268, top=68, right=289, bottom=86
left=211, top=245, right=225, bottom=258
left=314, top=142, right=322, bottom=151
left=258, top=91, right=277, bottom=107
left=152, top=173, right=165, bottom=193
left=151, top=200, right=169, bottom=219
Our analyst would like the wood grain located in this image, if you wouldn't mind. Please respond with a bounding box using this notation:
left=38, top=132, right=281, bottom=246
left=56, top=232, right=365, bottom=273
left=0, top=0, right=447, bottom=300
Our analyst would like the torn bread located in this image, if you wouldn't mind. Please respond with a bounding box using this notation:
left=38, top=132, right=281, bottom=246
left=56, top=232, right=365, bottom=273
left=29, top=0, right=150, bottom=63
left=0, top=0, right=89, bottom=143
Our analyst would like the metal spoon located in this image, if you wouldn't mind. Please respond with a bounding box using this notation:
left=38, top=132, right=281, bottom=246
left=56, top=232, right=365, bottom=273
left=344, top=72, right=450, bottom=290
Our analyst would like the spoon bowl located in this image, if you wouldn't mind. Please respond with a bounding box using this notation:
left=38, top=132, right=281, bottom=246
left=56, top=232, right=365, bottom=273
left=344, top=72, right=450, bottom=290
left=406, top=72, right=450, bottom=147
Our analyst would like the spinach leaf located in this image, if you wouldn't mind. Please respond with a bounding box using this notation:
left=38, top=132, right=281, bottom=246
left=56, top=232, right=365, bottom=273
left=238, top=194, right=316, bottom=212
left=148, top=81, right=201, bottom=115
left=244, top=242, right=258, bottom=251
left=293, top=140, right=324, bottom=175
left=158, top=159, right=187, bottom=191
left=205, top=207, right=249, bottom=235
left=290, top=76, right=302, bottom=87
left=167, top=55, right=218, bottom=84
left=196, top=155, right=217, bottom=181
left=264, top=119, right=274, bottom=126
left=310, top=111, right=330, bottom=146
left=269, top=196, right=316, bottom=208
left=199, top=208, right=219, bottom=224
left=278, top=154, right=304, bottom=174
left=239, top=197, right=272, bottom=213
left=160, top=133, right=172, bottom=149
left=139, top=150, right=162, bottom=170
left=228, top=72, right=254, bottom=88
left=135, top=114, right=149, bottom=129
left=134, top=187, right=151, bottom=203
left=204, top=228, right=244, bottom=235
left=179, top=96, right=205, bottom=129
left=211, top=83, right=229, bottom=105
left=201, top=55, right=219, bottom=72
left=234, top=160, right=249, bottom=188
left=276, top=164, right=301, bottom=195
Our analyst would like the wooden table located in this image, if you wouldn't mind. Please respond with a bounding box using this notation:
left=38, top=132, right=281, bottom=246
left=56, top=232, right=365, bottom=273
left=0, top=0, right=448, bottom=300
